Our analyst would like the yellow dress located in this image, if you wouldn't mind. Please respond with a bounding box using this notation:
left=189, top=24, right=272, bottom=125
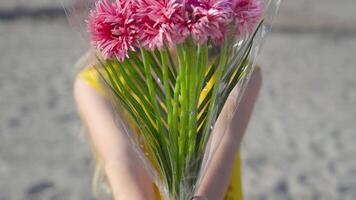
left=79, top=66, right=243, bottom=200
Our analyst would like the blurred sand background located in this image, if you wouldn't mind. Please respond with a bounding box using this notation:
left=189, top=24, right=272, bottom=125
left=0, top=0, right=356, bottom=199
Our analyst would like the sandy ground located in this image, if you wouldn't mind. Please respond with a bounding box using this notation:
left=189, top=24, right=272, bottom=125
left=0, top=1, right=356, bottom=200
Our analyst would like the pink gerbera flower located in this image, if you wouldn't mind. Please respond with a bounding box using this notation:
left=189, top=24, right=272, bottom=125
left=87, top=0, right=138, bottom=61
left=188, top=0, right=233, bottom=44
left=134, top=0, right=189, bottom=50
left=232, top=0, right=262, bottom=38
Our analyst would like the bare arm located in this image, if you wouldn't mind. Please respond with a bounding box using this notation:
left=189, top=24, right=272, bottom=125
left=196, top=68, right=262, bottom=199
left=74, top=78, right=155, bottom=200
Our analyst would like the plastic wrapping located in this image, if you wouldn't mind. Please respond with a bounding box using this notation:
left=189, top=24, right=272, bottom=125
left=65, top=0, right=281, bottom=199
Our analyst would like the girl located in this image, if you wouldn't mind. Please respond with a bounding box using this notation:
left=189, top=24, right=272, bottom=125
left=73, top=50, right=261, bottom=200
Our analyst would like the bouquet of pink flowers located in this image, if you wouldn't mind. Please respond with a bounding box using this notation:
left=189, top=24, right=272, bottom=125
left=67, top=0, right=280, bottom=199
